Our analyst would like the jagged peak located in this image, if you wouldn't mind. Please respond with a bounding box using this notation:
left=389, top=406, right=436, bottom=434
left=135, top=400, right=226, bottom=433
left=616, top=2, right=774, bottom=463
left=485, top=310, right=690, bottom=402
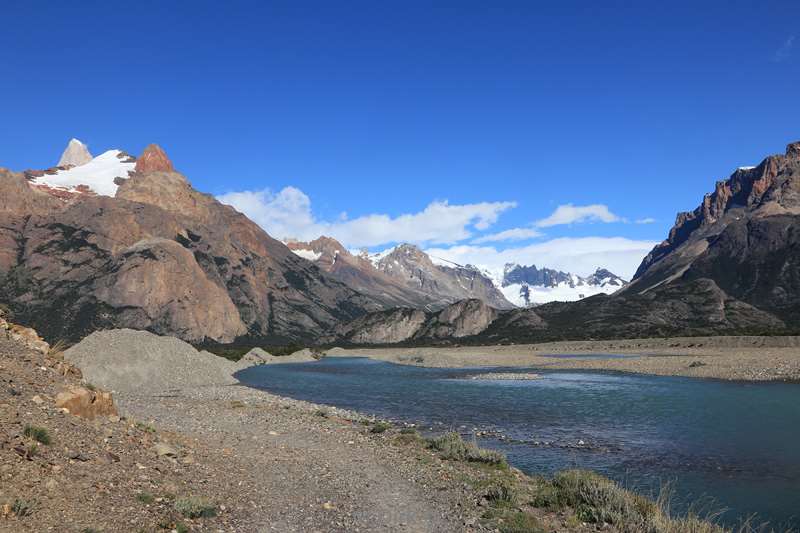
left=787, top=141, right=800, bottom=159
left=134, top=144, right=174, bottom=173
left=57, top=138, right=93, bottom=167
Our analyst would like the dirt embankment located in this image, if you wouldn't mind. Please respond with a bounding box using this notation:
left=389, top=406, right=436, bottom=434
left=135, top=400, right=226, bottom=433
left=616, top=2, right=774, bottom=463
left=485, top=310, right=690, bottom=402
left=331, top=335, right=800, bottom=381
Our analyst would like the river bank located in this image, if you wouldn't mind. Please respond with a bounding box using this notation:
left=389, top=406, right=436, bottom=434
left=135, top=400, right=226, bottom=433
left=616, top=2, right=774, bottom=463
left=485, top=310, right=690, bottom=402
left=328, top=335, right=800, bottom=381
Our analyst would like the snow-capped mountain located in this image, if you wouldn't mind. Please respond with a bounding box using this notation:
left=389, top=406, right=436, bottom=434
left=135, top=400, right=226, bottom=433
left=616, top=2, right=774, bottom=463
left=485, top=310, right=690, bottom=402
left=287, top=239, right=515, bottom=310
left=498, top=263, right=626, bottom=307
left=25, top=139, right=136, bottom=199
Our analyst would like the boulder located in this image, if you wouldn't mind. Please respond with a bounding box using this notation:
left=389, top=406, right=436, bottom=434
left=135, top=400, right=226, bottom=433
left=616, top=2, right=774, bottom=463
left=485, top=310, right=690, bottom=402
left=55, top=386, right=118, bottom=420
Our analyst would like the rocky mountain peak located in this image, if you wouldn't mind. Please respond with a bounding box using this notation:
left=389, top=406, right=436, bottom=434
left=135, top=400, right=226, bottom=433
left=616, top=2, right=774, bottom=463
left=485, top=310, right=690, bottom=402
left=57, top=138, right=93, bottom=167
left=134, top=144, right=174, bottom=173
left=787, top=141, right=800, bottom=159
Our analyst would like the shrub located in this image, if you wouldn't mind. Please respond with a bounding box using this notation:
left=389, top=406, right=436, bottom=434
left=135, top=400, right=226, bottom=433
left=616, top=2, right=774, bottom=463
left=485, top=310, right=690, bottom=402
left=370, top=421, right=392, bottom=433
left=12, top=498, right=34, bottom=517
left=314, top=409, right=329, bottom=418
left=427, top=432, right=507, bottom=467
left=23, top=425, right=51, bottom=445
left=485, top=482, right=516, bottom=507
left=136, top=492, right=155, bottom=504
left=174, top=496, right=217, bottom=519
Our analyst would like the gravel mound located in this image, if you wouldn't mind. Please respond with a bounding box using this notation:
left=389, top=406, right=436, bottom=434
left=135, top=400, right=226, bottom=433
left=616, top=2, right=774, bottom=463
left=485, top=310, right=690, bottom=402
left=65, top=329, right=238, bottom=393
left=236, top=347, right=275, bottom=368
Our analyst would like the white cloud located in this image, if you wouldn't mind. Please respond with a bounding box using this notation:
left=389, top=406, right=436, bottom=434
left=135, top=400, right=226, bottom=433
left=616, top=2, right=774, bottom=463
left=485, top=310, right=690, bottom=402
left=425, top=237, right=658, bottom=280
left=217, top=187, right=516, bottom=248
left=635, top=217, right=656, bottom=224
left=535, top=204, right=623, bottom=227
left=471, top=227, right=543, bottom=244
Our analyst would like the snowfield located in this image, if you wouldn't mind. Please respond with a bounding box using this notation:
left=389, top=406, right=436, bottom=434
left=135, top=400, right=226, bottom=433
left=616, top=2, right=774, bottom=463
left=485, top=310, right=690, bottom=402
left=30, top=150, right=135, bottom=197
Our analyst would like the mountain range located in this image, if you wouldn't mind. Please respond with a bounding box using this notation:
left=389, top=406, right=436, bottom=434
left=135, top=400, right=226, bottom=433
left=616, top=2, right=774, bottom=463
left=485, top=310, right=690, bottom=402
left=334, top=141, right=800, bottom=344
left=2, top=139, right=798, bottom=346
left=497, top=264, right=626, bottom=307
left=1, top=142, right=382, bottom=344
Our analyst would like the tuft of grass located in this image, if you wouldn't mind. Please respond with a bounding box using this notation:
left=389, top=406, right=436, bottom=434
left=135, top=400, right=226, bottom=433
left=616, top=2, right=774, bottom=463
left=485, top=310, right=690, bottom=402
left=84, top=382, right=97, bottom=391
left=314, top=409, right=329, bottom=418
left=527, top=469, right=757, bottom=533
left=370, top=421, right=392, bottom=434
left=25, top=442, right=39, bottom=458
left=174, top=496, right=217, bottom=519
left=395, top=428, right=424, bottom=446
left=12, top=498, right=35, bottom=517
left=47, top=339, right=69, bottom=359
left=427, top=432, right=507, bottom=468
left=135, top=421, right=156, bottom=433
left=23, top=425, right=51, bottom=445
left=485, top=482, right=516, bottom=508
left=136, top=492, right=155, bottom=504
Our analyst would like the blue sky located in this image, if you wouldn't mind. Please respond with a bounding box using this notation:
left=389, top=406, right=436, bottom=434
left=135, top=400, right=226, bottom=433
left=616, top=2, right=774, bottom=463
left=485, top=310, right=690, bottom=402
left=2, top=1, right=799, bottom=277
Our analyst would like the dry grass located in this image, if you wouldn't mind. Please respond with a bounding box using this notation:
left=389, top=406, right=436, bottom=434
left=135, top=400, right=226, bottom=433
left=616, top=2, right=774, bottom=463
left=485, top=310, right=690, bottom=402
left=427, top=432, right=508, bottom=468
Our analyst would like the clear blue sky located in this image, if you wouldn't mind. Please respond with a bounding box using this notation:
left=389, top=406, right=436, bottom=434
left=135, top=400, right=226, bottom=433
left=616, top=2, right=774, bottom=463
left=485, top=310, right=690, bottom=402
left=2, top=1, right=798, bottom=276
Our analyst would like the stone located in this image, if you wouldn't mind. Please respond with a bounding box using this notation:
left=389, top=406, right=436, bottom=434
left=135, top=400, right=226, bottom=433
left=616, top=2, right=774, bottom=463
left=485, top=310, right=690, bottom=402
left=154, top=442, right=178, bottom=457
left=54, top=386, right=117, bottom=420
left=31, top=395, right=44, bottom=405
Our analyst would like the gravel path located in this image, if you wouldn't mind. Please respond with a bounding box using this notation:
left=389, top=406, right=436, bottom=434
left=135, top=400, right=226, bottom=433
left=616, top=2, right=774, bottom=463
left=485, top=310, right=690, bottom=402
left=117, top=384, right=471, bottom=532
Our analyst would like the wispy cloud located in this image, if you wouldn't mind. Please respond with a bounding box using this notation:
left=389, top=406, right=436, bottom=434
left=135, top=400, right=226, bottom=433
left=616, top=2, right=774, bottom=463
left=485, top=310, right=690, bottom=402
left=635, top=217, right=656, bottom=224
left=773, top=35, right=795, bottom=62
left=218, top=187, right=516, bottom=248
left=535, top=203, right=623, bottom=228
left=471, top=227, right=543, bottom=244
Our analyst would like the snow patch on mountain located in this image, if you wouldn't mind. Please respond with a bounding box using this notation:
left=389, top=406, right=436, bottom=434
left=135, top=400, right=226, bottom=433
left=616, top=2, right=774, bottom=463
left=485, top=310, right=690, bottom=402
left=290, top=247, right=322, bottom=261
left=30, top=149, right=136, bottom=197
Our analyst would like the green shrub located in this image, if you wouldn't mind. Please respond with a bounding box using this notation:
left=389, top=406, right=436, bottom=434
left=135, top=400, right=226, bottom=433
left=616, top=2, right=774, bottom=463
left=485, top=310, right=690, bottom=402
left=370, top=421, right=392, bottom=433
left=485, top=482, right=516, bottom=507
left=174, top=496, right=217, bottom=519
left=427, top=432, right=507, bottom=467
left=23, top=425, right=51, bottom=445
left=12, top=498, right=34, bottom=517
left=136, top=492, right=155, bottom=504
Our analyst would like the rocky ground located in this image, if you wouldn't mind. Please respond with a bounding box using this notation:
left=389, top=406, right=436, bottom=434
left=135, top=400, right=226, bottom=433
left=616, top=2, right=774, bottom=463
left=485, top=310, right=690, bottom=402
left=333, top=335, right=800, bottom=381
left=0, top=330, right=481, bottom=532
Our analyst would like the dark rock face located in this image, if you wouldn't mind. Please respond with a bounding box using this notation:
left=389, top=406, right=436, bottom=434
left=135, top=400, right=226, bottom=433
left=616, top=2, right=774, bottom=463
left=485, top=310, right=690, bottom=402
left=0, top=149, right=380, bottom=344
left=503, top=264, right=571, bottom=287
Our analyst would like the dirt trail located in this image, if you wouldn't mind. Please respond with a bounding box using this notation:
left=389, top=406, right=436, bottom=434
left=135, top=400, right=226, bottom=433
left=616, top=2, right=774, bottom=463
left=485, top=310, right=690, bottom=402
left=118, top=384, right=465, bottom=532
